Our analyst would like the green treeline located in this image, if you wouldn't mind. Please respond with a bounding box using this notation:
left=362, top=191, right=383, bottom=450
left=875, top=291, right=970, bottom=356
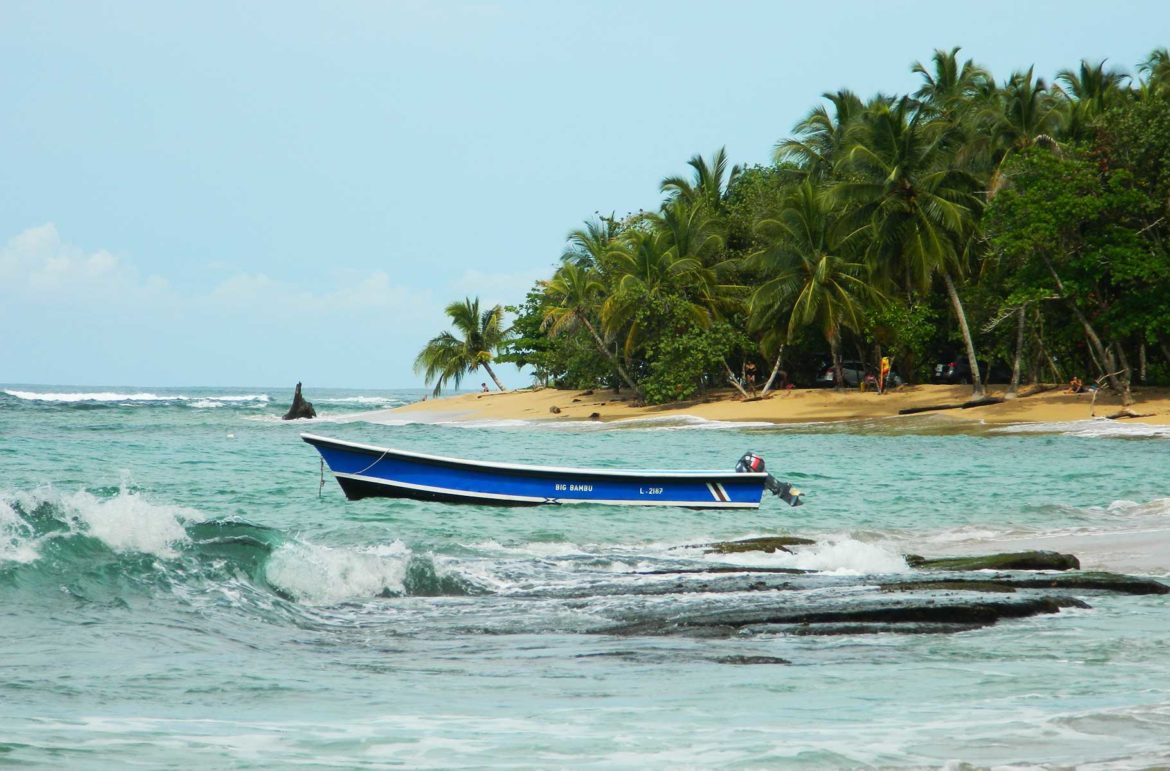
left=434, top=49, right=1170, bottom=404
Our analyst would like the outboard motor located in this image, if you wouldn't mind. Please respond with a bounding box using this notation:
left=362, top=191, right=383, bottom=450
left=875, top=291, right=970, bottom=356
left=736, top=452, right=802, bottom=507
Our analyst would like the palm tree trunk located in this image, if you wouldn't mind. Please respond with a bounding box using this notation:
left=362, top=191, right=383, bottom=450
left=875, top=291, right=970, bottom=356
left=1040, top=255, right=1131, bottom=405
left=1158, top=334, right=1170, bottom=368
left=1007, top=305, right=1026, bottom=399
left=830, top=333, right=843, bottom=391
left=481, top=362, right=507, bottom=392
left=578, top=312, right=640, bottom=395
left=1112, top=340, right=1135, bottom=407
left=942, top=271, right=984, bottom=398
left=722, top=360, right=751, bottom=398
left=760, top=346, right=786, bottom=396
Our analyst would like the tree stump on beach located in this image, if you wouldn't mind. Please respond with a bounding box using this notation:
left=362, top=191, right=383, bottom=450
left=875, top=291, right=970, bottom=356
left=282, top=382, right=317, bottom=420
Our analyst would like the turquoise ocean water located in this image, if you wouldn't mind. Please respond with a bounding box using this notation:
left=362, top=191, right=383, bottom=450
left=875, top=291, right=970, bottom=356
left=2, top=385, right=1169, bottom=768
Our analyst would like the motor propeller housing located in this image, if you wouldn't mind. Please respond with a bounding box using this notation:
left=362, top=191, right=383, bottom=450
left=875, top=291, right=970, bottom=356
left=735, top=452, right=802, bottom=507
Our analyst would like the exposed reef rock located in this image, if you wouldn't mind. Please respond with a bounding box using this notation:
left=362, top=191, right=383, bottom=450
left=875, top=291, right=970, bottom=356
left=282, top=382, right=316, bottom=420
left=606, top=595, right=1088, bottom=638
left=703, top=536, right=818, bottom=555
left=905, top=551, right=1080, bottom=571
left=603, top=539, right=1167, bottom=638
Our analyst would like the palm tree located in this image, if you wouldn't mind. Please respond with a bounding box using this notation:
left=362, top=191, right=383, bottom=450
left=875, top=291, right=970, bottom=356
left=600, top=226, right=709, bottom=356
left=912, top=47, right=993, bottom=119
left=774, top=89, right=865, bottom=179
left=749, top=179, right=878, bottom=389
left=912, top=47, right=997, bottom=174
left=997, top=67, right=1061, bottom=149
left=985, top=68, right=1063, bottom=198
left=561, top=214, right=622, bottom=272
left=652, top=194, right=726, bottom=267
left=1055, top=59, right=1130, bottom=141
left=542, top=263, right=640, bottom=393
left=414, top=297, right=509, bottom=396
left=1137, top=48, right=1170, bottom=99
left=660, top=147, right=741, bottom=212
left=832, top=96, right=986, bottom=396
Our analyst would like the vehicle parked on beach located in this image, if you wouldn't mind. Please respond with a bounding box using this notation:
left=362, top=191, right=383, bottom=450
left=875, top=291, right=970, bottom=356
left=814, top=361, right=903, bottom=389
left=931, top=356, right=1012, bottom=385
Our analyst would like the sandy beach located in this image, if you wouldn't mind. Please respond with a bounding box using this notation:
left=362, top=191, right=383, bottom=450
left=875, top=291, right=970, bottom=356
left=390, top=383, right=1170, bottom=427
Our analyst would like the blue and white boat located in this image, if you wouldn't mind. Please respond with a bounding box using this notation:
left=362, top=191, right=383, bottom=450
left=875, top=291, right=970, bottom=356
left=302, top=433, right=802, bottom=509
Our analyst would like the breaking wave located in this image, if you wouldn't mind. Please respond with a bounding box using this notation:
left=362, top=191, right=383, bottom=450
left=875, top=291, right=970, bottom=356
left=0, top=487, right=477, bottom=609
left=3, top=389, right=271, bottom=408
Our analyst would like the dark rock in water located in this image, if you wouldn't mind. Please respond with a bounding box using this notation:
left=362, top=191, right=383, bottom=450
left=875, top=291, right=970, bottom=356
left=703, top=536, right=817, bottom=555
left=713, top=655, right=791, bottom=665
left=783, top=622, right=987, bottom=636
left=882, top=580, right=1017, bottom=594
left=606, top=595, right=1086, bottom=638
left=282, top=382, right=317, bottom=420
left=905, top=550, right=1080, bottom=571
left=883, top=572, right=1168, bottom=596
left=1001, top=572, right=1169, bottom=595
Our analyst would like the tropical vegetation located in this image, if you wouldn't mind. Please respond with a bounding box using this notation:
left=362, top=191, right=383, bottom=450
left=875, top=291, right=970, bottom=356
left=427, top=48, right=1170, bottom=405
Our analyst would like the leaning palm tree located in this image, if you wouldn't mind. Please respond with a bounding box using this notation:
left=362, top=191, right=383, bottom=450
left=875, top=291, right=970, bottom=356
left=832, top=96, right=986, bottom=396
left=414, top=297, right=509, bottom=396
left=542, top=263, right=640, bottom=394
left=600, top=226, right=709, bottom=356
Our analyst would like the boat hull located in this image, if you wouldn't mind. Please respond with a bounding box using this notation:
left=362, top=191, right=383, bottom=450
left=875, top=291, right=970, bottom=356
left=302, top=433, right=768, bottom=508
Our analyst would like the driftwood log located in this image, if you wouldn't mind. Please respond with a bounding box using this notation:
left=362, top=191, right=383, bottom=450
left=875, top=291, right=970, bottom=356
left=898, top=396, right=1004, bottom=416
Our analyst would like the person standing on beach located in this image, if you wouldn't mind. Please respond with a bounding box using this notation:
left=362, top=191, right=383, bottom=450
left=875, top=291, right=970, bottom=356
left=879, top=357, right=891, bottom=395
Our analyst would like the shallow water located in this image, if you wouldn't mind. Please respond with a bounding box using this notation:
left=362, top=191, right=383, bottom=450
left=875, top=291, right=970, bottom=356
left=2, top=385, right=1169, bottom=767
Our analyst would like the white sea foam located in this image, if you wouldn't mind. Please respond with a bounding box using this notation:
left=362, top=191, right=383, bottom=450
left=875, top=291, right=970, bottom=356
left=315, top=396, right=403, bottom=406
left=4, top=389, right=270, bottom=405
left=0, top=499, right=40, bottom=564
left=73, top=489, right=192, bottom=557
left=264, top=540, right=412, bottom=604
left=992, top=419, right=1170, bottom=439
left=1, top=486, right=195, bottom=561
left=707, top=536, right=910, bottom=575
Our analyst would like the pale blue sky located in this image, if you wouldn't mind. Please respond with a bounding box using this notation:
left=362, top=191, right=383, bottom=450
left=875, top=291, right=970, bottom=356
left=2, top=0, right=1166, bottom=388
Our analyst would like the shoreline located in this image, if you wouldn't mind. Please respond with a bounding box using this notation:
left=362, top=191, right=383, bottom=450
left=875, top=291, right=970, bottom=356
left=386, top=383, right=1170, bottom=427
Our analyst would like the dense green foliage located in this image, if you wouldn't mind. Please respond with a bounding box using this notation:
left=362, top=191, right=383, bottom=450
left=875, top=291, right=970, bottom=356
left=442, top=49, right=1170, bottom=403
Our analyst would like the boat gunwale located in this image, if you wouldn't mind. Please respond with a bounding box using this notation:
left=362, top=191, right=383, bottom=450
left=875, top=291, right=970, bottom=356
left=301, top=433, right=769, bottom=480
